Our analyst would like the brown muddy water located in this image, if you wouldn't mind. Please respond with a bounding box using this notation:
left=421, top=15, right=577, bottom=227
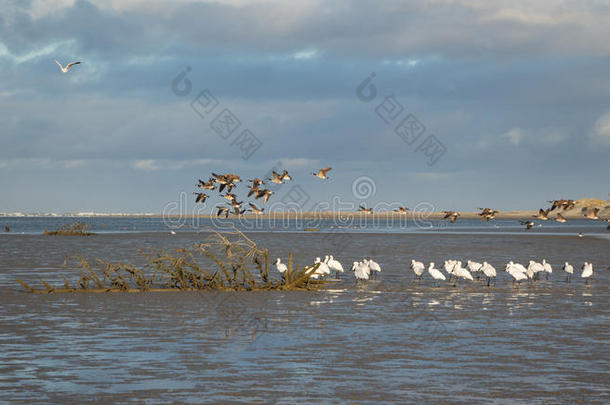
left=1, top=231, right=609, bottom=404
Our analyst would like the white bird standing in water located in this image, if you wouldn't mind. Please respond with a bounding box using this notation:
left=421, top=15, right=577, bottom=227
left=481, top=262, right=497, bottom=286
left=314, top=257, right=331, bottom=277
left=505, top=263, right=528, bottom=284
left=275, top=258, right=287, bottom=274
left=366, top=259, right=381, bottom=279
left=581, top=262, right=593, bottom=283
left=467, top=260, right=483, bottom=279
left=327, top=255, right=344, bottom=278
left=542, top=259, right=553, bottom=280
left=54, top=59, right=82, bottom=73
left=427, top=262, right=446, bottom=284
left=453, top=262, right=474, bottom=283
left=562, top=262, right=574, bottom=283
left=352, top=261, right=370, bottom=281
left=410, top=259, right=425, bottom=280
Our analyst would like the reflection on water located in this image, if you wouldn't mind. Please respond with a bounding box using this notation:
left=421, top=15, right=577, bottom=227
left=0, top=231, right=608, bottom=403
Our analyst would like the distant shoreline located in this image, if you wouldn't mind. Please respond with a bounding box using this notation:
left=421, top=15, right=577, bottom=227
left=1, top=210, right=608, bottom=220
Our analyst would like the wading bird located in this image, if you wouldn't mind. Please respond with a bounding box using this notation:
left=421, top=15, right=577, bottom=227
left=352, top=261, right=370, bottom=281
left=427, top=262, right=446, bottom=284
left=366, top=259, right=381, bottom=279
left=327, top=255, right=344, bottom=278
left=313, top=167, right=332, bottom=180
left=411, top=259, right=425, bottom=280
left=562, top=262, right=574, bottom=282
left=481, top=262, right=497, bottom=286
left=275, top=258, right=287, bottom=274
left=54, top=59, right=81, bottom=73
left=581, top=262, right=593, bottom=283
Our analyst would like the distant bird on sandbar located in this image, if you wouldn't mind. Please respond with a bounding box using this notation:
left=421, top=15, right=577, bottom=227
left=312, top=167, right=332, bottom=180
left=54, top=59, right=81, bottom=73
left=442, top=210, right=460, bottom=223
left=394, top=206, right=409, bottom=214
left=194, top=192, right=209, bottom=203
left=249, top=203, right=264, bottom=215
left=359, top=205, right=373, bottom=214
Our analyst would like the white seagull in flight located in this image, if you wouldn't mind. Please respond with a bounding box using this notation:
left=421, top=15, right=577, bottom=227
left=54, top=59, right=82, bottom=73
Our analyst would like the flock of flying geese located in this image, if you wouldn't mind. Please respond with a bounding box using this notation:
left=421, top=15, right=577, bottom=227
left=274, top=255, right=597, bottom=285
left=194, top=168, right=332, bottom=217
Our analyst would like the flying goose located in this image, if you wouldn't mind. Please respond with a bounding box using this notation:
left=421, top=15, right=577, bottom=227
left=520, top=220, right=535, bottom=230
left=478, top=208, right=499, bottom=221
left=247, top=185, right=260, bottom=197
left=217, top=206, right=230, bottom=218
left=249, top=202, right=264, bottom=215
left=222, top=193, right=237, bottom=202
left=268, top=170, right=286, bottom=184
left=442, top=210, right=460, bottom=223
left=359, top=205, right=373, bottom=214
left=248, top=178, right=265, bottom=187
left=280, top=169, right=292, bottom=181
left=312, top=167, right=332, bottom=180
left=256, top=189, right=274, bottom=204
left=534, top=208, right=550, bottom=221
left=584, top=207, right=600, bottom=220
left=197, top=178, right=216, bottom=190
left=194, top=192, right=209, bottom=203
left=54, top=59, right=81, bottom=73
left=556, top=213, right=567, bottom=223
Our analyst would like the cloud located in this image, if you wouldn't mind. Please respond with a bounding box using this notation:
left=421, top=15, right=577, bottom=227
left=131, top=159, right=159, bottom=171
left=591, top=112, right=610, bottom=146
left=501, top=128, right=525, bottom=146
left=277, top=158, right=318, bottom=167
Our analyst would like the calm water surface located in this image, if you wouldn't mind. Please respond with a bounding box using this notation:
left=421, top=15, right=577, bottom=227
left=0, top=218, right=609, bottom=403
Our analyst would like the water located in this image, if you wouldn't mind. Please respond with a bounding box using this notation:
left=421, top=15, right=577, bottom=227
left=1, top=218, right=609, bottom=403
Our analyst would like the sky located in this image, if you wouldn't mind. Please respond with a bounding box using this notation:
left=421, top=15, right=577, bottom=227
left=1, top=0, right=609, bottom=214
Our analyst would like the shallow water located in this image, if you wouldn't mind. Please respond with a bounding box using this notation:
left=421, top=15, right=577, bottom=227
left=1, top=229, right=609, bottom=403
